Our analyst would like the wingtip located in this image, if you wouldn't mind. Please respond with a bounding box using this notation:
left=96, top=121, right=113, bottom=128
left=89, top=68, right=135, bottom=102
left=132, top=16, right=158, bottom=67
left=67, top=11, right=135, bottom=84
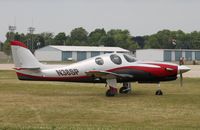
left=10, top=41, right=28, bottom=48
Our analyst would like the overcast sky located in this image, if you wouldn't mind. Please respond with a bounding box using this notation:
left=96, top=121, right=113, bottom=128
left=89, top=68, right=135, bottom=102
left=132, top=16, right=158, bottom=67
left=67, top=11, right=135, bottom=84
left=0, top=0, right=200, bottom=41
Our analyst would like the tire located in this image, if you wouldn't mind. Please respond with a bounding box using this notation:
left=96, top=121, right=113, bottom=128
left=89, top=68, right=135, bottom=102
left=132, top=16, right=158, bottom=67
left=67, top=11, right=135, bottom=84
left=155, top=90, right=163, bottom=95
left=106, top=89, right=115, bottom=97
left=119, top=87, right=129, bottom=94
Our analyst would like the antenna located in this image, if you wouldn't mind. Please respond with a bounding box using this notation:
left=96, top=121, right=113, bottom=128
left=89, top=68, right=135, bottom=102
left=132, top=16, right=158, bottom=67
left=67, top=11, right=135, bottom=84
left=8, top=17, right=16, bottom=40
left=28, top=17, right=36, bottom=53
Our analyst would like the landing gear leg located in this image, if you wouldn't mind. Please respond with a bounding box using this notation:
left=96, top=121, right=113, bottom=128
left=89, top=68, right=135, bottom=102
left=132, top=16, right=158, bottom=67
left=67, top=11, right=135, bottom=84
left=105, top=79, right=118, bottom=97
left=155, top=83, right=163, bottom=95
left=106, top=79, right=117, bottom=97
left=106, top=86, right=118, bottom=97
left=119, top=82, right=132, bottom=94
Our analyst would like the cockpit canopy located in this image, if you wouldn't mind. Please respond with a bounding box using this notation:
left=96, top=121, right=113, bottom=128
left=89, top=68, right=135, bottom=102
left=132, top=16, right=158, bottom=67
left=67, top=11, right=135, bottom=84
left=95, top=53, right=137, bottom=65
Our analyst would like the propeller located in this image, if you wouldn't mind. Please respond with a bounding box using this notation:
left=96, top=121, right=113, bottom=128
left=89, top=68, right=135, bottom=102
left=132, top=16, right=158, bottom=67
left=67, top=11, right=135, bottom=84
left=178, top=65, right=191, bottom=87
left=180, top=70, right=183, bottom=87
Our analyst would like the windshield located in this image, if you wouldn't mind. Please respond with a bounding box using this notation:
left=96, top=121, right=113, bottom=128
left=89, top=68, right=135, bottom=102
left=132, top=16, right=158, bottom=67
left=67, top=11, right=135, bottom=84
left=123, top=54, right=137, bottom=62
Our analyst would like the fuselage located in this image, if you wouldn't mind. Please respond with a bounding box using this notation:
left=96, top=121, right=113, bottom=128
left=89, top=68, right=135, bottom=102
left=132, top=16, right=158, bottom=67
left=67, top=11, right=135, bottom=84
left=16, top=53, right=178, bottom=83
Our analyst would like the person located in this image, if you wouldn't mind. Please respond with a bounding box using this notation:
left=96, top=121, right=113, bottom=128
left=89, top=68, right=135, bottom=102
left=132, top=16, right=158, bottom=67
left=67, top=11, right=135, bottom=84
left=179, top=57, right=184, bottom=65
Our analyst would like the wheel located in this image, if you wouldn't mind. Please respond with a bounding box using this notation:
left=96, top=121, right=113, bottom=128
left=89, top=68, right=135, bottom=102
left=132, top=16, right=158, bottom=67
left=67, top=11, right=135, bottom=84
left=155, top=89, right=163, bottom=95
left=119, top=87, right=130, bottom=94
left=106, top=89, right=115, bottom=97
left=106, top=87, right=117, bottom=97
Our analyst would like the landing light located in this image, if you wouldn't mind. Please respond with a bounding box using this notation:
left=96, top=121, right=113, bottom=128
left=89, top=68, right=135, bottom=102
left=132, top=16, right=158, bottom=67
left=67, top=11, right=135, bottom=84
left=165, top=68, right=174, bottom=71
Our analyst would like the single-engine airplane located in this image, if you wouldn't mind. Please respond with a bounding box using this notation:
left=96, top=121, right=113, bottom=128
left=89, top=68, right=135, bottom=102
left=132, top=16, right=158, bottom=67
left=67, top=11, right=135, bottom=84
left=10, top=41, right=190, bottom=97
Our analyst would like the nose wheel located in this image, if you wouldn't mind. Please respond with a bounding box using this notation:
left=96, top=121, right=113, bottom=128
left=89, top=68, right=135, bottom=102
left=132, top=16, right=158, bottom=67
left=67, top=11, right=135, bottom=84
left=155, top=83, right=163, bottom=95
left=155, top=89, right=163, bottom=95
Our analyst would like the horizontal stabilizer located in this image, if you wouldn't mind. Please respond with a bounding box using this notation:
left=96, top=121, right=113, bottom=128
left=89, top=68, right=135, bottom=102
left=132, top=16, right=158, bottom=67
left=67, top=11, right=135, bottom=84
left=14, top=67, right=40, bottom=70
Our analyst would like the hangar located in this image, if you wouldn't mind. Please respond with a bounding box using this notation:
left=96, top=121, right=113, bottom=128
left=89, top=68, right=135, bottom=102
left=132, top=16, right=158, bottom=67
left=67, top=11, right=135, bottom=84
left=136, top=49, right=200, bottom=62
left=34, top=45, right=129, bottom=61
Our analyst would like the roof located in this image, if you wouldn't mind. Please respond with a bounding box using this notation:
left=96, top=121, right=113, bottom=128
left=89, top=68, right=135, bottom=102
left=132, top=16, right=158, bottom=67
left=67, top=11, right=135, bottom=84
left=136, top=49, right=200, bottom=51
left=42, top=45, right=129, bottom=52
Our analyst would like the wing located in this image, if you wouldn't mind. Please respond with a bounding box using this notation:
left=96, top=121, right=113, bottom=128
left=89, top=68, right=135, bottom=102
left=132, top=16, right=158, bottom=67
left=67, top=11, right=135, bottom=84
left=85, top=70, right=133, bottom=79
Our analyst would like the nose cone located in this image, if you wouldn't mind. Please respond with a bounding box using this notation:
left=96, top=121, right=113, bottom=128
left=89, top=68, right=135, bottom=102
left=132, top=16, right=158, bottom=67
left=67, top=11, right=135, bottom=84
left=178, top=65, right=191, bottom=74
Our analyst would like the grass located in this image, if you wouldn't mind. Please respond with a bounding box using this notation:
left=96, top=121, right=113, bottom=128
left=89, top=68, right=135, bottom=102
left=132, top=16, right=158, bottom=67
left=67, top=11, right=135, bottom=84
left=0, top=70, right=200, bottom=130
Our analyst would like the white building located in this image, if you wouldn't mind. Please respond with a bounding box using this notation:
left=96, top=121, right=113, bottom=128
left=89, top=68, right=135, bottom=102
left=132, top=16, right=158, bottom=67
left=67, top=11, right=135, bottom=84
left=34, top=45, right=129, bottom=61
left=136, top=49, right=200, bottom=62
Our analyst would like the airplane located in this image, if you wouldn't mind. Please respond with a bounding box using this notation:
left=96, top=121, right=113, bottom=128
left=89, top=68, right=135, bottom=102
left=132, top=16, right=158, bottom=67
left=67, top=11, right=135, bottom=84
left=10, top=40, right=191, bottom=97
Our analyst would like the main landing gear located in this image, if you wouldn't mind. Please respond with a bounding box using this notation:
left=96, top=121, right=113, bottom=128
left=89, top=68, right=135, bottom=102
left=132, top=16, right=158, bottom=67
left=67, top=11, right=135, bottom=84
left=155, top=83, right=163, bottom=95
left=106, top=86, right=118, bottom=97
left=119, top=82, right=132, bottom=94
left=105, top=79, right=118, bottom=97
left=105, top=79, right=132, bottom=97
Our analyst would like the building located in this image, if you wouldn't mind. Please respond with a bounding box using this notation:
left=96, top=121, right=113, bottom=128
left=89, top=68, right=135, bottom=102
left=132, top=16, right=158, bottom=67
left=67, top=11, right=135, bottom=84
left=34, top=45, right=129, bottom=61
left=136, top=49, right=200, bottom=62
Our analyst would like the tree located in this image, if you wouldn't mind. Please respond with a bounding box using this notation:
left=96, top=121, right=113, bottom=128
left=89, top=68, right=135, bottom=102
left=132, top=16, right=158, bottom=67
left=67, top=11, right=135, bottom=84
left=88, top=28, right=106, bottom=46
left=144, top=35, right=160, bottom=49
left=53, top=32, right=66, bottom=45
left=40, top=32, right=54, bottom=45
left=132, top=36, right=145, bottom=49
left=106, top=29, right=139, bottom=49
left=100, top=36, right=115, bottom=46
left=0, top=41, right=3, bottom=51
left=34, top=34, right=45, bottom=49
left=70, top=27, right=88, bottom=45
left=3, top=40, right=11, bottom=56
left=190, top=31, right=200, bottom=49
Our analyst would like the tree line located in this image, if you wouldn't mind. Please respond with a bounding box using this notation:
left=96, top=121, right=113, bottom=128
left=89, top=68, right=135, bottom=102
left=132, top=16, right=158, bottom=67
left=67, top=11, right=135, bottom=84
left=1, top=27, right=200, bottom=55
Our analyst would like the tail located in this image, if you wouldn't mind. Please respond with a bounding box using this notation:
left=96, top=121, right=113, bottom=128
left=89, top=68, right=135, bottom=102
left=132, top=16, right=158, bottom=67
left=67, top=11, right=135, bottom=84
left=10, top=41, right=41, bottom=69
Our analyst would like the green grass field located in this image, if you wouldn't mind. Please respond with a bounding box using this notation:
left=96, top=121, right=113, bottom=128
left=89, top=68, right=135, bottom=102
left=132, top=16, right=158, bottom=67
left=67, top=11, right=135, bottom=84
left=0, top=70, right=200, bottom=130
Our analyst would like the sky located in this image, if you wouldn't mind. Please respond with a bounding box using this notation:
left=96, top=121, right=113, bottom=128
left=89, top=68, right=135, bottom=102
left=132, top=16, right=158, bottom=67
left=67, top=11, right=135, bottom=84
left=0, top=0, right=200, bottom=42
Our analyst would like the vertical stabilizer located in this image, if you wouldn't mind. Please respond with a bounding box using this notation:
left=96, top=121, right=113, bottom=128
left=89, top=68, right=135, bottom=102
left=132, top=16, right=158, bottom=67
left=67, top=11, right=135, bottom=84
left=10, top=41, right=41, bottom=69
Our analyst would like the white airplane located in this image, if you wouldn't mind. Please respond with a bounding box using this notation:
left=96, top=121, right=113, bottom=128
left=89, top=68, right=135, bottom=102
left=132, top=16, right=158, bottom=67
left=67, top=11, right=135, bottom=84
left=10, top=41, right=190, bottom=97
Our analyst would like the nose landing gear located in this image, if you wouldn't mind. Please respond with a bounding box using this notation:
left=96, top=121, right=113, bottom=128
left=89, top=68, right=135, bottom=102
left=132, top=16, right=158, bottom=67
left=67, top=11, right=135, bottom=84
left=155, top=83, right=163, bottom=95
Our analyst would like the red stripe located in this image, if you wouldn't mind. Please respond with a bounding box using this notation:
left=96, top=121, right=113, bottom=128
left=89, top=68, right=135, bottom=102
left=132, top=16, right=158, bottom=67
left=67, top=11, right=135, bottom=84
left=107, top=65, right=177, bottom=77
left=16, top=72, right=89, bottom=81
left=10, top=41, right=27, bottom=48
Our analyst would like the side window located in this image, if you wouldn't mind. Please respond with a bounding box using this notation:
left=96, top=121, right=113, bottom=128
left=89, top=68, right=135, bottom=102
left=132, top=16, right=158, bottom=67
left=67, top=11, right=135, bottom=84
left=110, top=54, right=122, bottom=65
left=123, top=54, right=136, bottom=62
left=95, top=57, right=104, bottom=65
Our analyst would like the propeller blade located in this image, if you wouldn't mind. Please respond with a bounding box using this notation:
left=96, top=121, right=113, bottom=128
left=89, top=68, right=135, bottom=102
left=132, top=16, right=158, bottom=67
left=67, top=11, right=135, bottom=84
left=180, top=71, right=183, bottom=87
